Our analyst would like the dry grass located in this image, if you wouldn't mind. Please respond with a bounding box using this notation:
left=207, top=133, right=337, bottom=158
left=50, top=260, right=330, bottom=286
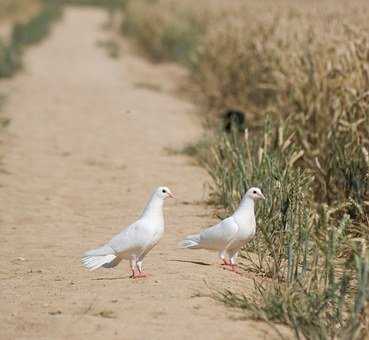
left=0, top=0, right=62, bottom=78
left=123, top=0, right=369, bottom=233
left=0, top=0, right=42, bottom=25
left=121, top=0, right=206, bottom=64
left=62, top=0, right=126, bottom=8
left=120, top=0, right=369, bottom=338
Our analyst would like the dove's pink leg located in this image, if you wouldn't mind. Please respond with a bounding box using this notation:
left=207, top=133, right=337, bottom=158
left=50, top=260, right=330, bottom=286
left=229, top=264, right=241, bottom=274
left=221, top=260, right=233, bottom=270
left=135, top=261, right=149, bottom=278
left=128, top=258, right=148, bottom=279
left=129, top=270, right=147, bottom=279
left=221, top=264, right=240, bottom=273
left=219, top=251, right=231, bottom=267
left=220, top=251, right=241, bottom=274
left=134, top=272, right=147, bottom=278
left=129, top=259, right=141, bottom=279
left=228, top=253, right=241, bottom=274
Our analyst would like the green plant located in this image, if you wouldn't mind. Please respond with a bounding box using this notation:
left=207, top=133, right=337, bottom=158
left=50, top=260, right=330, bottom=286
left=0, top=0, right=41, bottom=23
left=122, top=1, right=204, bottom=65
left=119, top=1, right=369, bottom=337
left=0, top=0, right=62, bottom=78
left=62, top=0, right=126, bottom=8
left=210, top=126, right=369, bottom=339
left=0, top=39, right=22, bottom=77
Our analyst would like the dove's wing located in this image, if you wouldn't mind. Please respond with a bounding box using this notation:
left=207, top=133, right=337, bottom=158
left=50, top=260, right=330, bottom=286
left=82, top=187, right=168, bottom=272
left=108, top=219, right=151, bottom=256
left=199, top=217, right=239, bottom=251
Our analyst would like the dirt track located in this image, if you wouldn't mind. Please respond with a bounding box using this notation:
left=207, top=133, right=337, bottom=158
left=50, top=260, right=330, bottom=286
left=0, top=8, right=285, bottom=340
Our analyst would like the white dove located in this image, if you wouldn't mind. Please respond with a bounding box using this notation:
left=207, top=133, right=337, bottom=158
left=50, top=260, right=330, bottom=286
left=181, top=187, right=265, bottom=272
left=81, top=186, right=174, bottom=278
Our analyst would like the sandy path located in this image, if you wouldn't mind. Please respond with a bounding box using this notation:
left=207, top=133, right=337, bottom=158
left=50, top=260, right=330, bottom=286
left=0, top=8, right=283, bottom=340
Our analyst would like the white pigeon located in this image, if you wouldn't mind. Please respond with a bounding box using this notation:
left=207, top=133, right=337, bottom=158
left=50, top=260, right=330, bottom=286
left=180, top=187, right=265, bottom=272
left=81, top=186, right=174, bottom=278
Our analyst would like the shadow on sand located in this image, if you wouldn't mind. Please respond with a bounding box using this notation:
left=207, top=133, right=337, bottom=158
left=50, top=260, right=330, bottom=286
left=92, top=276, right=128, bottom=281
left=169, top=259, right=211, bottom=266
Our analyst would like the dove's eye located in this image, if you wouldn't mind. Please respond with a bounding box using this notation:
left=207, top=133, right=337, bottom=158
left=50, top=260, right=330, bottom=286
left=253, top=190, right=257, bottom=194
left=162, top=189, right=166, bottom=193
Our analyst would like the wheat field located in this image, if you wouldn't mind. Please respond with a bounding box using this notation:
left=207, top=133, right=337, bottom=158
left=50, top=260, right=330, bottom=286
left=1, top=0, right=369, bottom=338
left=121, top=1, right=369, bottom=338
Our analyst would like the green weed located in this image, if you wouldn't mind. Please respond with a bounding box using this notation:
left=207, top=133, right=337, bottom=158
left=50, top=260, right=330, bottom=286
left=121, top=1, right=203, bottom=65
left=0, top=0, right=62, bottom=78
left=118, top=2, right=369, bottom=336
left=62, top=0, right=126, bottom=9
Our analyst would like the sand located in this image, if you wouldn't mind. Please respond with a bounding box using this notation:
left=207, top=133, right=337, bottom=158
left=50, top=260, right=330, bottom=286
left=0, top=7, right=289, bottom=340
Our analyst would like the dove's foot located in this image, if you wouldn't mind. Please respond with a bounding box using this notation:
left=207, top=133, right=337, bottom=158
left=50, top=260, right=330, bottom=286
left=130, top=270, right=149, bottom=279
left=135, top=272, right=148, bottom=278
left=221, top=259, right=231, bottom=266
left=230, top=265, right=241, bottom=274
left=130, top=270, right=143, bottom=279
left=222, top=264, right=240, bottom=274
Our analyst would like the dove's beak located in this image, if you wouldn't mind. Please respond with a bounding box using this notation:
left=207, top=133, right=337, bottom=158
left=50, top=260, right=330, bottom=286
left=168, top=192, right=176, bottom=199
left=259, top=192, right=265, bottom=200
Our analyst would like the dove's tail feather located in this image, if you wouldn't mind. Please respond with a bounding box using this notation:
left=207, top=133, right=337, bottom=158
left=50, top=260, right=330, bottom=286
left=180, top=234, right=202, bottom=249
left=81, top=245, right=117, bottom=271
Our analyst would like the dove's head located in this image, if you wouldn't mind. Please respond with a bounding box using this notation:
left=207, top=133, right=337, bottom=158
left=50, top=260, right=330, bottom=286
left=245, top=187, right=265, bottom=200
left=155, top=186, right=175, bottom=199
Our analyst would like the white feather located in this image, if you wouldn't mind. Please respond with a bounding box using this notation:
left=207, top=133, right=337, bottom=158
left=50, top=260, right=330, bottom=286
left=81, top=186, right=172, bottom=272
left=180, top=234, right=201, bottom=249
left=82, top=254, right=117, bottom=271
left=181, top=187, right=264, bottom=265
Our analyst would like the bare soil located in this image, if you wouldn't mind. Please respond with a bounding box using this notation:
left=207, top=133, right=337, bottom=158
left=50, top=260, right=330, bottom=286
left=0, top=8, right=288, bottom=340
